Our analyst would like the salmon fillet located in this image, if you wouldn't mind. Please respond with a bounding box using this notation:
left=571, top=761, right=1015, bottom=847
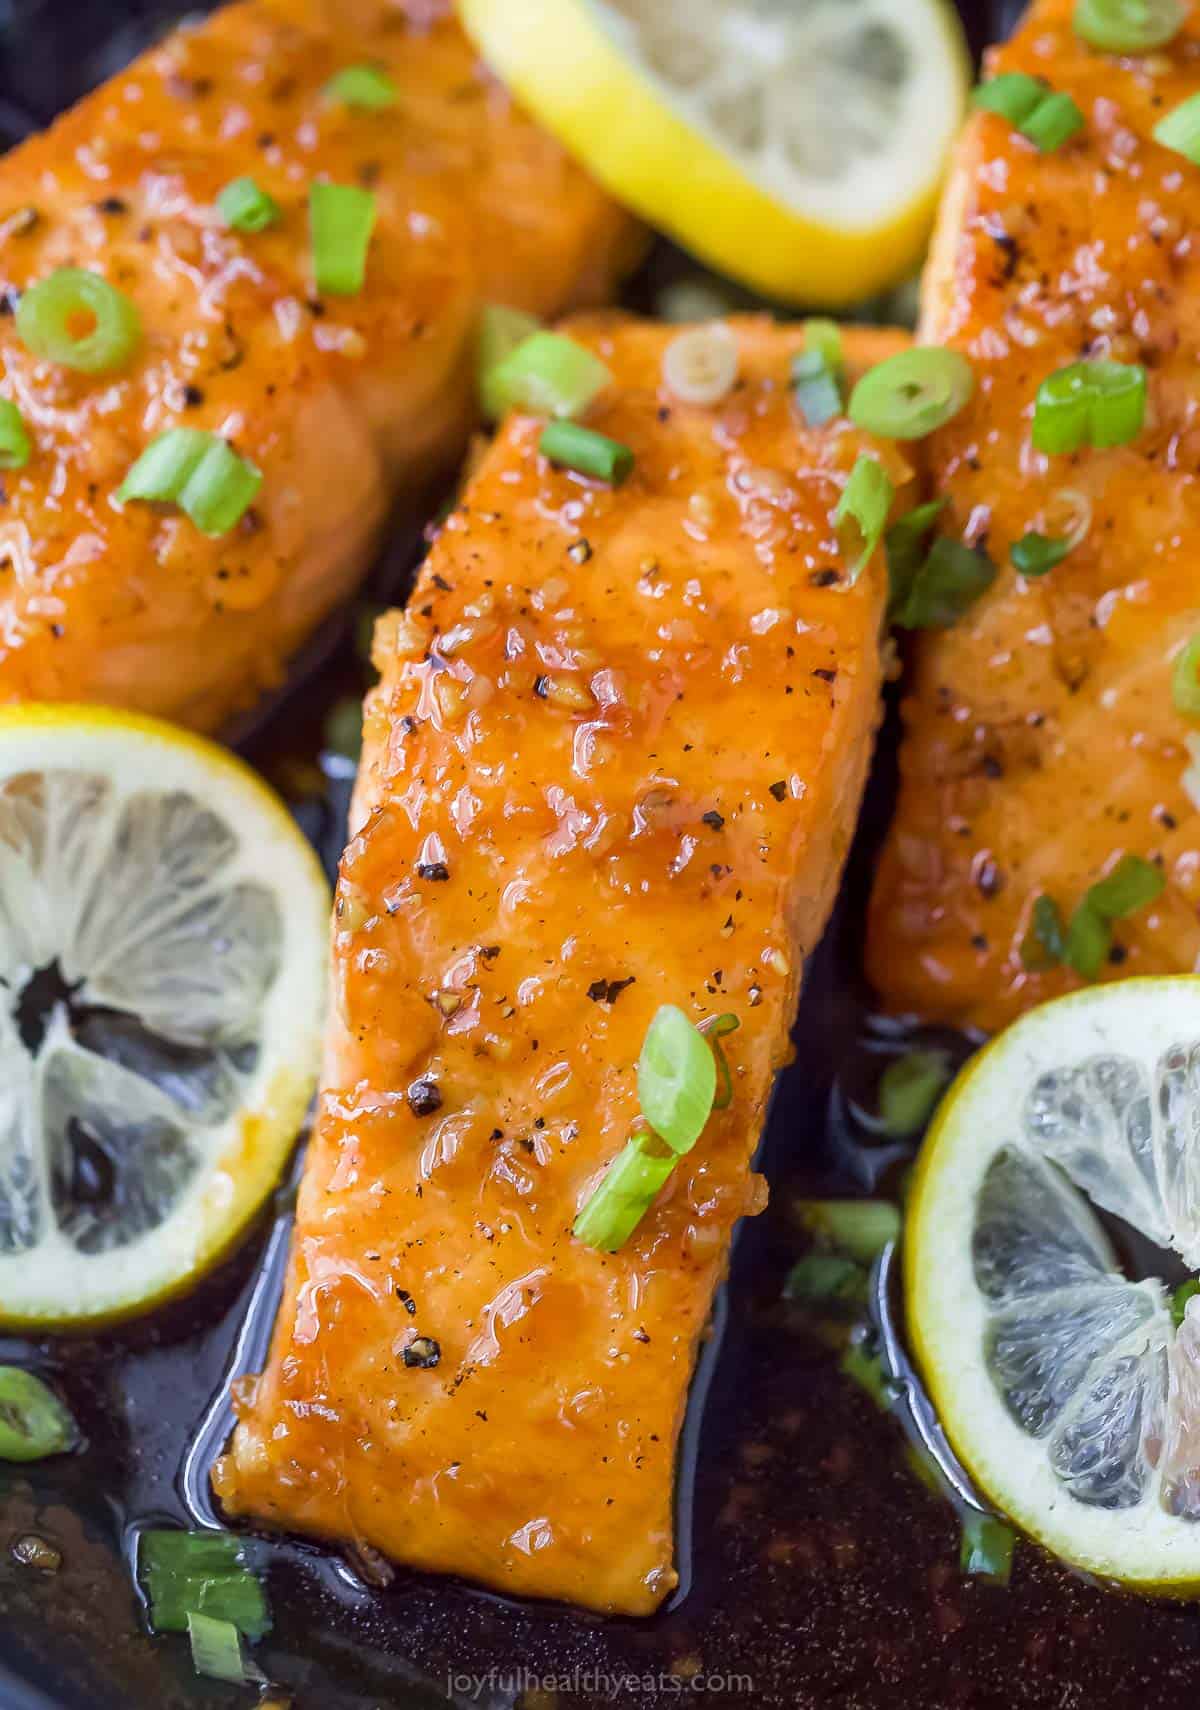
left=0, top=0, right=638, bottom=731
left=867, top=0, right=1200, bottom=1032
left=214, top=316, right=914, bottom=1615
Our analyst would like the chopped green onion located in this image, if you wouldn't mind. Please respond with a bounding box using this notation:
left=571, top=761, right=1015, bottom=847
left=118, top=428, right=262, bottom=536
left=539, top=420, right=633, bottom=486
left=0, top=399, right=31, bottom=469
left=1032, top=360, right=1146, bottom=455
left=216, top=176, right=280, bottom=233
left=0, top=1367, right=79, bottom=1461
left=1172, top=1278, right=1200, bottom=1327
left=833, top=454, right=893, bottom=582
left=849, top=348, right=975, bottom=441
left=1022, top=894, right=1068, bottom=969
left=1087, top=852, right=1165, bottom=919
left=187, top=1612, right=249, bottom=1685
left=973, top=72, right=1048, bottom=127
left=477, top=305, right=543, bottom=420
left=16, top=267, right=141, bottom=374
left=138, top=1529, right=270, bottom=1641
left=1173, top=635, right=1200, bottom=719
left=324, top=63, right=397, bottom=110
left=894, top=537, right=996, bottom=630
left=783, top=1253, right=867, bottom=1308
left=638, top=1003, right=717, bottom=1154
left=1156, top=91, right=1200, bottom=162
left=309, top=181, right=376, bottom=297
left=1064, top=900, right=1111, bottom=979
left=840, top=1337, right=892, bottom=1412
left=878, top=1051, right=952, bottom=1138
left=792, top=319, right=845, bottom=427
left=573, top=1131, right=676, bottom=1252
left=974, top=74, right=1085, bottom=152
left=1021, top=90, right=1087, bottom=152
left=1075, top=0, right=1187, bottom=50
left=795, top=1199, right=902, bottom=1265
left=486, top=331, right=611, bottom=422
left=1010, top=531, right=1073, bottom=577
left=885, top=497, right=950, bottom=615
left=699, top=1011, right=740, bottom=1110
left=960, top=1512, right=1016, bottom=1585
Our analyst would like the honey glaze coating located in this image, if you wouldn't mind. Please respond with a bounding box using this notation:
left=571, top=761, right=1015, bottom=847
left=869, top=0, right=1200, bottom=1029
left=215, top=315, right=914, bottom=1615
left=0, top=0, right=638, bottom=730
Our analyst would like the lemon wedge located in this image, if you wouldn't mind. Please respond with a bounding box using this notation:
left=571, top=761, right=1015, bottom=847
left=459, top=0, right=970, bottom=306
left=907, top=978, right=1200, bottom=1593
left=0, top=705, right=329, bottom=1328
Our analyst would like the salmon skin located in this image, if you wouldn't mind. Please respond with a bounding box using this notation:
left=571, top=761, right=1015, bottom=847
left=0, top=0, right=638, bottom=732
left=867, top=0, right=1200, bottom=1033
left=214, top=315, right=914, bottom=1616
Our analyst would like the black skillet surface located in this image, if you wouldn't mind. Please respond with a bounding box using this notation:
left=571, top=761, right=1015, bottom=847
left=10, top=2, right=1200, bottom=1707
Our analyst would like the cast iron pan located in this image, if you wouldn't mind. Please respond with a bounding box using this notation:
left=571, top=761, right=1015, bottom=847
left=6, top=4, right=1197, bottom=1707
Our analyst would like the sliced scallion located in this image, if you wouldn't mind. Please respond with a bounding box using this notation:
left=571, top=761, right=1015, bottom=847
left=960, top=1511, right=1017, bottom=1585
left=885, top=496, right=949, bottom=615
left=0, top=399, right=31, bottom=469
left=487, top=331, right=611, bottom=422
left=1075, top=0, right=1187, bottom=51
left=1010, top=531, right=1072, bottom=577
left=1173, top=635, right=1200, bottom=719
left=974, top=73, right=1085, bottom=152
left=878, top=1051, right=951, bottom=1138
left=0, top=1367, right=79, bottom=1461
left=309, top=181, right=376, bottom=297
left=16, top=267, right=141, bottom=374
left=1064, top=900, right=1111, bottom=979
left=324, top=64, right=397, bottom=110
left=573, top=1131, right=676, bottom=1252
left=792, top=319, right=845, bottom=427
left=833, top=454, right=893, bottom=582
left=216, top=176, right=280, bottom=234
left=477, top=305, right=543, bottom=421
left=1156, top=91, right=1200, bottom=162
left=795, top=1199, right=902, bottom=1265
left=638, top=1003, right=718, bottom=1154
left=894, top=536, right=996, bottom=630
left=118, top=428, right=261, bottom=536
left=1087, top=852, right=1165, bottom=919
left=1032, top=360, right=1146, bottom=455
left=783, top=1252, right=867, bottom=1307
left=187, top=1612, right=250, bottom=1685
left=698, top=1011, right=740, bottom=1110
left=849, top=348, right=975, bottom=441
left=839, top=1337, right=892, bottom=1412
left=539, top=420, right=633, bottom=486
left=1021, top=894, right=1068, bottom=969
left=661, top=323, right=739, bottom=407
left=138, top=1529, right=270, bottom=1641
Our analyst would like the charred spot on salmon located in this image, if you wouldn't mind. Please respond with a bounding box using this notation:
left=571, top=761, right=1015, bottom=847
left=587, top=977, right=635, bottom=1005
left=568, top=538, right=592, bottom=564
left=403, top=1337, right=441, bottom=1369
left=406, top=1078, right=442, bottom=1117
left=415, top=862, right=449, bottom=882
left=95, top=196, right=127, bottom=215
left=395, top=1288, right=416, bottom=1315
left=533, top=675, right=550, bottom=699
left=702, top=810, right=725, bottom=831
left=813, top=668, right=837, bottom=682
left=810, top=568, right=839, bottom=587
left=182, top=385, right=205, bottom=408
left=769, top=781, right=788, bottom=802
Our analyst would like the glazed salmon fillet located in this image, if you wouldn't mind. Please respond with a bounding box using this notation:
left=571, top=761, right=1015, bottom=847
left=215, top=316, right=914, bottom=1614
left=868, top=0, right=1200, bottom=1032
left=0, top=0, right=637, bottom=731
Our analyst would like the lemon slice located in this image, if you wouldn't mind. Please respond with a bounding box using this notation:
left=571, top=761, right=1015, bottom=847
left=906, top=977, right=1200, bottom=1592
left=459, top=0, right=969, bottom=306
left=0, top=705, right=329, bottom=1328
